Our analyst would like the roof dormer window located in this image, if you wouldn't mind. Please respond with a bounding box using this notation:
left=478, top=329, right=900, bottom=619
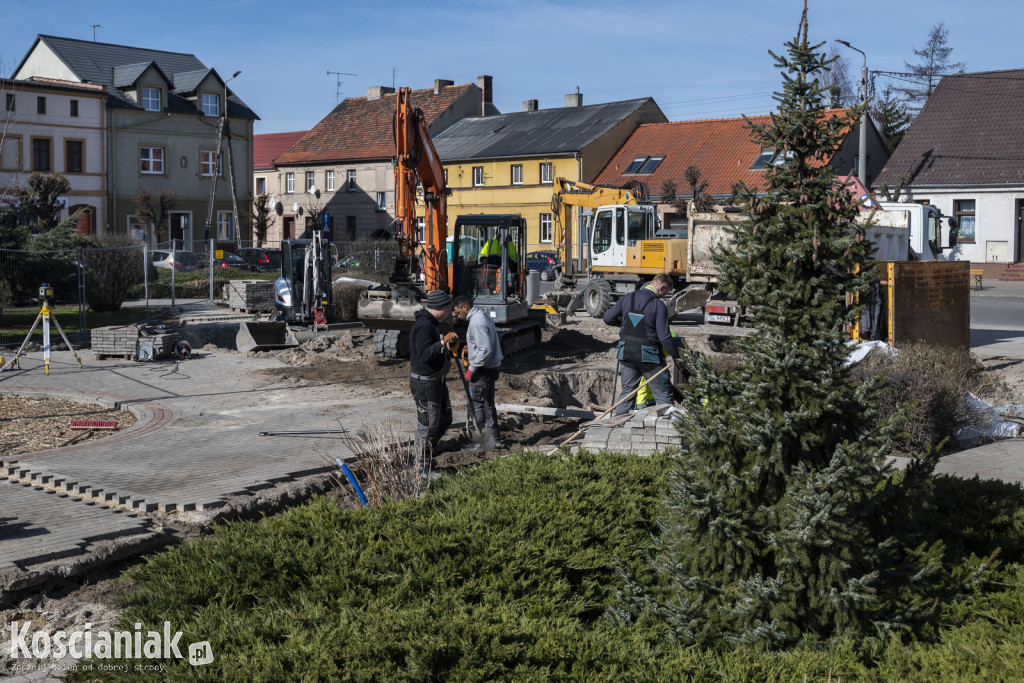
left=141, top=87, right=161, bottom=112
left=201, top=93, right=220, bottom=117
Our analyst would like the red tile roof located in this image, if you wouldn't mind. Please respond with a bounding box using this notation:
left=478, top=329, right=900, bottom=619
left=274, top=83, right=475, bottom=166
left=253, top=131, right=309, bottom=169
left=593, top=109, right=854, bottom=195
left=876, top=69, right=1024, bottom=187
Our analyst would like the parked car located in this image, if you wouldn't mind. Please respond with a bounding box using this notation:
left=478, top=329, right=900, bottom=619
left=213, top=253, right=250, bottom=270
left=237, top=248, right=283, bottom=273
left=150, top=250, right=199, bottom=272
left=525, top=250, right=561, bottom=281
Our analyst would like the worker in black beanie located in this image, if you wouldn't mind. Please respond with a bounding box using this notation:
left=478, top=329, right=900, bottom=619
left=409, top=289, right=458, bottom=472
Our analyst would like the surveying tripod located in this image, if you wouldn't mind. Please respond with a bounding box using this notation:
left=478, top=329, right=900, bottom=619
left=1, top=283, right=82, bottom=375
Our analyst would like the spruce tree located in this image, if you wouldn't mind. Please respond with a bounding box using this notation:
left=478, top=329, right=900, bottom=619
left=615, top=2, right=947, bottom=647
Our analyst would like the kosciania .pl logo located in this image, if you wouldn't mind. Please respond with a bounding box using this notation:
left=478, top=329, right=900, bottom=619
left=8, top=621, right=214, bottom=666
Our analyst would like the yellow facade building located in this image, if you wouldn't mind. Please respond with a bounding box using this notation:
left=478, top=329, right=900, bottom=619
left=433, top=96, right=666, bottom=259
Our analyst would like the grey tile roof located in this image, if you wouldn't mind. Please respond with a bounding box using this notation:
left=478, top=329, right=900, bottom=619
left=172, top=68, right=213, bottom=94
left=432, top=98, right=656, bottom=160
left=112, top=62, right=153, bottom=88
left=18, top=34, right=257, bottom=119
left=875, top=68, right=1024, bottom=187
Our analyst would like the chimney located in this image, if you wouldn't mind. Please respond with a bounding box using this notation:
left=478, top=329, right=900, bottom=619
left=434, top=79, right=454, bottom=94
left=366, top=86, right=395, bottom=101
left=522, top=99, right=539, bottom=112
left=477, top=74, right=493, bottom=115
left=564, top=87, right=583, bottom=108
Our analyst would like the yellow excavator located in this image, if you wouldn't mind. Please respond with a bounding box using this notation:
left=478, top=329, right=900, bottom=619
left=543, top=178, right=689, bottom=317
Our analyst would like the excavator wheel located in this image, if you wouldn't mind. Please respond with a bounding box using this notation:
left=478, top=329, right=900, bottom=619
left=583, top=279, right=613, bottom=318
left=373, top=329, right=410, bottom=359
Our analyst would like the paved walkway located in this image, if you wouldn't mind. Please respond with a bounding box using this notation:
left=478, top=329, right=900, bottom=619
left=0, top=343, right=423, bottom=591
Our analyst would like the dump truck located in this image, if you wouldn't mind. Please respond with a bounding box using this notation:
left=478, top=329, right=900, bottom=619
left=682, top=200, right=969, bottom=349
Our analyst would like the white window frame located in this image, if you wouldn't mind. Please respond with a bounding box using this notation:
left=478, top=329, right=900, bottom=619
left=217, top=211, right=233, bottom=240
left=286, top=172, right=295, bottom=193
left=347, top=169, right=357, bottom=191
left=140, top=146, right=164, bottom=174
left=141, top=87, right=161, bottom=112
left=306, top=171, right=315, bottom=192
left=326, top=170, right=335, bottom=191
left=376, top=191, right=386, bottom=211
left=201, top=93, right=220, bottom=117
left=200, top=150, right=220, bottom=177
left=540, top=162, right=553, bottom=184
left=511, top=164, right=523, bottom=185
left=540, top=213, right=553, bottom=243
left=473, top=166, right=484, bottom=186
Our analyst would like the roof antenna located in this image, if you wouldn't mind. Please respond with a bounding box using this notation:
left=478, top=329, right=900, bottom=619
left=392, top=68, right=396, bottom=91
left=327, top=70, right=357, bottom=104
left=90, top=24, right=101, bottom=41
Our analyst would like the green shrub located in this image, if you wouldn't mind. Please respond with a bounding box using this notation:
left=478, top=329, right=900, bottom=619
left=65, top=452, right=1024, bottom=682
left=83, top=237, right=146, bottom=312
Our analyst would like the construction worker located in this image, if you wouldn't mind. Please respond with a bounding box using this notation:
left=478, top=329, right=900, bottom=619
left=409, top=290, right=459, bottom=469
left=603, top=273, right=681, bottom=415
left=478, top=233, right=519, bottom=292
left=453, top=295, right=504, bottom=448
left=635, top=330, right=683, bottom=409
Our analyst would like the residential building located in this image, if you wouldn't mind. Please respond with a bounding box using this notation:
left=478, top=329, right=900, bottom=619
left=253, top=130, right=308, bottom=243
left=593, top=109, right=888, bottom=232
left=0, top=76, right=107, bottom=234
left=274, top=77, right=497, bottom=242
left=12, top=35, right=259, bottom=248
left=432, top=93, right=667, bottom=255
left=874, top=69, right=1024, bottom=271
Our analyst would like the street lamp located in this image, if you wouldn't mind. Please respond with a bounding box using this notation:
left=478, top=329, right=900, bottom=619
left=835, top=40, right=869, bottom=186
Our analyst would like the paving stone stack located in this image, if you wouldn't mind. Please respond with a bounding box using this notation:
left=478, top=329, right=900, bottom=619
left=579, top=405, right=685, bottom=456
left=91, top=325, right=140, bottom=357
left=143, top=332, right=181, bottom=359
left=224, top=280, right=274, bottom=311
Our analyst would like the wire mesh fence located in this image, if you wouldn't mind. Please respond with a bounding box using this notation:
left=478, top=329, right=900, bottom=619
left=0, top=237, right=401, bottom=347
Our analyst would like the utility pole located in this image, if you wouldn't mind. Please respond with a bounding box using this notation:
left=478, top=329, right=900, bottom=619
left=327, top=70, right=357, bottom=104
left=836, top=40, right=869, bottom=186
left=204, top=70, right=241, bottom=243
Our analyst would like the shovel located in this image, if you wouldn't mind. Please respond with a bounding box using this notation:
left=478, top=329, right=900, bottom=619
left=452, top=348, right=496, bottom=452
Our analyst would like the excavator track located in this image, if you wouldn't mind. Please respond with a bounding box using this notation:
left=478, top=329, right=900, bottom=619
left=372, top=329, right=409, bottom=359
left=497, top=320, right=543, bottom=360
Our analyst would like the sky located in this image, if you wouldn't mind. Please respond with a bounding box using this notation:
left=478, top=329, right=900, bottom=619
left=0, top=0, right=1018, bottom=135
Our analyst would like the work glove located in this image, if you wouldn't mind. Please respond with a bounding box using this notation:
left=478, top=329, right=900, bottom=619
left=465, top=368, right=476, bottom=383
left=443, top=332, right=459, bottom=351
left=461, top=346, right=469, bottom=362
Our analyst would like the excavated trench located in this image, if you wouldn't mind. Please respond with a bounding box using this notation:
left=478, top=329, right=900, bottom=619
left=528, top=365, right=616, bottom=409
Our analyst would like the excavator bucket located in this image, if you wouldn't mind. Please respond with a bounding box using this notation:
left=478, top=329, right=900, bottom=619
left=236, top=322, right=299, bottom=353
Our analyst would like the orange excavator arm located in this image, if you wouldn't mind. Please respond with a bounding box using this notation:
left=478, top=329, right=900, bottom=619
left=395, top=87, right=450, bottom=292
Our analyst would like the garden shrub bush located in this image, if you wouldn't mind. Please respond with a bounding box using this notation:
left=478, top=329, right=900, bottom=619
left=69, top=452, right=1024, bottom=681
left=83, top=236, right=146, bottom=312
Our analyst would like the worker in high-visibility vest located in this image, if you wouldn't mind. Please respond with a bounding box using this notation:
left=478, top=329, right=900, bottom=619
left=478, top=235, right=519, bottom=292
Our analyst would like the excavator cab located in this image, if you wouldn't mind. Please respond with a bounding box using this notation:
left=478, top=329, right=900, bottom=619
left=451, top=214, right=531, bottom=325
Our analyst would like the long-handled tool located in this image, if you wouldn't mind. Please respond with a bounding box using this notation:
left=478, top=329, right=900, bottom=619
left=547, top=363, right=671, bottom=455
left=452, top=348, right=496, bottom=452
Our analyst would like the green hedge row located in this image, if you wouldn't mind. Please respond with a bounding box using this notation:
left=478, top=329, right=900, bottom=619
left=75, top=453, right=1024, bottom=681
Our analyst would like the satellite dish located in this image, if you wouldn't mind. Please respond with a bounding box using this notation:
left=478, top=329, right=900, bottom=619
left=308, top=185, right=318, bottom=195
left=292, top=202, right=299, bottom=213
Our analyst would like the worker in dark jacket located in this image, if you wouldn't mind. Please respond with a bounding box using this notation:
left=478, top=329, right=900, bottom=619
left=602, top=273, right=681, bottom=415
left=410, top=290, right=459, bottom=468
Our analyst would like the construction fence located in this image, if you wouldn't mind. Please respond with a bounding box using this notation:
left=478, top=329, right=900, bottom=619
left=0, top=238, right=399, bottom=348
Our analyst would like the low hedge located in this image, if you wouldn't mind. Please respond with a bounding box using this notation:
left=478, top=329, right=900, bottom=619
left=76, top=453, right=1024, bottom=681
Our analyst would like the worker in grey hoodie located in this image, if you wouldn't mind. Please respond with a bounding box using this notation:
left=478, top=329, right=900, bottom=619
left=453, top=295, right=504, bottom=448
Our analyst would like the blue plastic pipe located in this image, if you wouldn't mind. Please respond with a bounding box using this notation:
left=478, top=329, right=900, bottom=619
left=335, top=457, right=368, bottom=506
